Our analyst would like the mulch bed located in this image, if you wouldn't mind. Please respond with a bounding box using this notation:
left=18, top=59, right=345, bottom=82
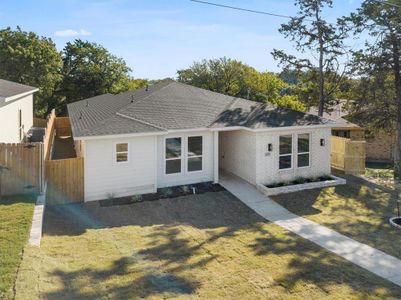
left=266, top=176, right=333, bottom=188
left=99, top=182, right=225, bottom=207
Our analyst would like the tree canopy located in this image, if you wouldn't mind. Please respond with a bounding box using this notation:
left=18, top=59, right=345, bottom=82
left=0, top=27, right=63, bottom=116
left=272, top=0, right=347, bottom=116
left=59, top=40, right=132, bottom=105
left=345, top=0, right=401, bottom=178
left=177, top=57, right=305, bottom=111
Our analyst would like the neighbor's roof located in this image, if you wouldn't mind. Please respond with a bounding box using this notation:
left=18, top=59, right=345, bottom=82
left=0, top=79, right=38, bottom=99
left=67, top=79, right=333, bottom=138
left=307, top=101, right=361, bottom=129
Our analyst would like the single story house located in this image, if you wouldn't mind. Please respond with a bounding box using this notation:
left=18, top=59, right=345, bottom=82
left=68, top=80, right=335, bottom=202
left=0, top=79, right=38, bottom=143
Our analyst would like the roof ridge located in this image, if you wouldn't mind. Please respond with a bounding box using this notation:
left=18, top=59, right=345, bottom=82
left=116, top=112, right=167, bottom=131
left=124, top=79, right=174, bottom=108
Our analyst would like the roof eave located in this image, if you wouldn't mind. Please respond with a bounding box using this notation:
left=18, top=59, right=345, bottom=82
left=4, top=88, right=39, bottom=102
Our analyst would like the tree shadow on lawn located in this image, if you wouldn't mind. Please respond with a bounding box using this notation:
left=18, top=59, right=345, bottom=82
left=39, top=190, right=401, bottom=298
left=274, top=174, right=397, bottom=220
left=44, top=256, right=199, bottom=300
left=250, top=226, right=401, bottom=298
left=43, top=191, right=265, bottom=236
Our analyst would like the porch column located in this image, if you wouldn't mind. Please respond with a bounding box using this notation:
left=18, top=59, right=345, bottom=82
left=213, top=131, right=219, bottom=183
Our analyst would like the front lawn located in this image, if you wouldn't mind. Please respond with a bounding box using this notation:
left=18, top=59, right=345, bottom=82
left=364, top=163, right=394, bottom=189
left=0, top=195, right=36, bottom=300
left=272, top=174, right=401, bottom=260
left=15, top=191, right=401, bottom=299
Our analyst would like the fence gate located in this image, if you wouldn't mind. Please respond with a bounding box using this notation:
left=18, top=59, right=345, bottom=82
left=331, top=136, right=366, bottom=175
left=0, top=143, right=43, bottom=196
left=45, top=157, right=84, bottom=205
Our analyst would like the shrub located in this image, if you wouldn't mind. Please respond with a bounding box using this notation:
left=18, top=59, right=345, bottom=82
left=294, top=177, right=307, bottom=184
left=131, top=194, right=142, bottom=202
left=181, top=185, right=190, bottom=194
left=160, top=187, right=173, bottom=198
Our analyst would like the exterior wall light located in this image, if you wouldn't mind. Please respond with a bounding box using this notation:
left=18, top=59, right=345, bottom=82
left=320, top=138, right=325, bottom=146
left=268, top=143, right=273, bottom=152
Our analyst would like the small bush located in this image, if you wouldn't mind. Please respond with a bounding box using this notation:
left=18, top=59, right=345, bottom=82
left=160, top=187, right=173, bottom=198
left=181, top=185, right=190, bottom=194
left=294, top=177, right=307, bottom=184
left=131, top=194, right=142, bottom=202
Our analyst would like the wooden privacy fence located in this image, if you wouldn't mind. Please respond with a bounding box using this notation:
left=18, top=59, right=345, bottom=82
left=55, top=117, right=72, bottom=137
left=45, top=157, right=84, bottom=205
left=0, top=143, right=43, bottom=196
left=33, top=118, right=47, bottom=128
left=43, top=109, right=56, bottom=161
left=331, top=136, right=366, bottom=175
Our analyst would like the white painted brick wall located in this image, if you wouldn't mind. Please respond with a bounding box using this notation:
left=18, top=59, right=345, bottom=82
left=255, top=127, right=332, bottom=185
left=219, top=130, right=257, bottom=184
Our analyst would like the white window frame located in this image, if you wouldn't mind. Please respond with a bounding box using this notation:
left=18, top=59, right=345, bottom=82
left=164, top=136, right=183, bottom=175
left=187, top=135, right=204, bottom=173
left=297, top=133, right=311, bottom=168
left=115, top=142, right=129, bottom=164
left=279, top=135, right=293, bottom=171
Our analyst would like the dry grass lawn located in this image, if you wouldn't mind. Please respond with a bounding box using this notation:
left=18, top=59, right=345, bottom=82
left=272, top=174, right=401, bottom=260
left=0, top=195, right=35, bottom=300
left=16, top=191, right=401, bottom=299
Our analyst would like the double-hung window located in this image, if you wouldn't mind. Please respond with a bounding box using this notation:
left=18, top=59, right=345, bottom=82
left=279, top=135, right=292, bottom=170
left=187, top=136, right=203, bottom=172
left=297, top=133, right=310, bottom=167
left=165, top=137, right=182, bottom=174
left=116, top=143, right=129, bottom=163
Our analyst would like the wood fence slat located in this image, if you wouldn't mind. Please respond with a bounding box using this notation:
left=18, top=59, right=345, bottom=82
left=331, top=136, right=365, bottom=175
left=0, top=143, right=41, bottom=196
left=45, top=157, right=84, bottom=205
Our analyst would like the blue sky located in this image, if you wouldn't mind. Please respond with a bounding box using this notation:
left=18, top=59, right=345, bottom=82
left=0, top=0, right=364, bottom=79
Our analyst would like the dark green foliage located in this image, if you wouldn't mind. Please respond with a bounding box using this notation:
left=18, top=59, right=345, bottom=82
left=344, top=0, right=401, bottom=178
left=177, top=57, right=305, bottom=111
left=59, top=39, right=131, bottom=106
left=272, top=0, right=348, bottom=116
left=0, top=27, right=63, bottom=117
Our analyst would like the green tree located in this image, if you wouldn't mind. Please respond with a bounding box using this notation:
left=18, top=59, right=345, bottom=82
left=272, top=0, right=347, bottom=116
left=0, top=27, right=63, bottom=117
left=177, top=57, right=304, bottom=111
left=60, top=39, right=131, bottom=105
left=126, top=78, right=149, bottom=91
left=347, top=0, right=401, bottom=178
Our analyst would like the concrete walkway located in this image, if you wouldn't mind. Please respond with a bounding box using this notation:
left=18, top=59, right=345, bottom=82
left=219, top=172, right=401, bottom=288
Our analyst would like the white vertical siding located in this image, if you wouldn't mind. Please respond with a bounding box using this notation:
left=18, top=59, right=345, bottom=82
left=219, top=130, right=257, bottom=184
left=157, top=130, right=215, bottom=188
left=255, top=127, right=331, bottom=185
left=0, top=94, right=33, bottom=143
left=84, top=136, right=157, bottom=201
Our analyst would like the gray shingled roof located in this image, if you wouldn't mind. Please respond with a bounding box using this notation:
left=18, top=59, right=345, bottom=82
left=67, top=79, right=333, bottom=138
left=0, top=79, right=37, bottom=98
left=307, top=102, right=361, bottom=129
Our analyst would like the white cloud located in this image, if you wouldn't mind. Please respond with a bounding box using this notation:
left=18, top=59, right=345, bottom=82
left=54, top=29, right=92, bottom=37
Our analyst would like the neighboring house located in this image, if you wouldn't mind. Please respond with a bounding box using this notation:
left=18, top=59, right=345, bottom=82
left=365, top=130, right=395, bottom=163
left=310, top=101, right=395, bottom=163
left=308, top=101, right=365, bottom=141
left=0, top=79, right=38, bottom=143
left=68, top=80, right=335, bottom=202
